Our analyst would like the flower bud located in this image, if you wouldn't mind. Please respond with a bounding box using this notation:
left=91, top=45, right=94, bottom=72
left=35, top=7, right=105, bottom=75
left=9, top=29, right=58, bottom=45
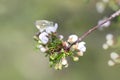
left=54, top=63, right=62, bottom=70
left=62, top=41, right=69, bottom=47
left=40, top=47, right=47, bottom=53
left=77, top=51, right=84, bottom=56
left=73, top=56, right=79, bottom=61
left=106, top=40, right=114, bottom=46
left=108, top=60, right=115, bottom=66
left=106, top=34, right=113, bottom=40
left=110, top=52, right=119, bottom=60
left=59, top=35, right=64, bottom=40
left=68, top=35, right=78, bottom=43
left=77, top=42, right=86, bottom=52
left=61, top=58, right=68, bottom=66
left=96, top=2, right=105, bottom=13
left=102, top=43, right=109, bottom=50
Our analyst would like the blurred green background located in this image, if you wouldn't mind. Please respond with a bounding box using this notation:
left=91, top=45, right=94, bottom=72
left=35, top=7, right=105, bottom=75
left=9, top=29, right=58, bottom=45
left=0, top=0, right=120, bottom=80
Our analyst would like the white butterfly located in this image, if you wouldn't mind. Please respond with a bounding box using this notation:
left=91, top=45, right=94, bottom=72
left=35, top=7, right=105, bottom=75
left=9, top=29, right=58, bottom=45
left=35, top=20, right=53, bottom=32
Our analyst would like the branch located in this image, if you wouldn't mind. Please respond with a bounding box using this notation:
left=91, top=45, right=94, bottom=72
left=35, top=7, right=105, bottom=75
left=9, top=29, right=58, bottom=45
left=67, top=9, right=120, bottom=50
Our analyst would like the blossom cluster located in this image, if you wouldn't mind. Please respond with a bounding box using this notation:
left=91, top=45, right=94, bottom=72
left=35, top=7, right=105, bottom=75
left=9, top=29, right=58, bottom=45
left=102, top=34, right=114, bottom=50
left=108, top=52, right=120, bottom=66
left=96, top=0, right=120, bottom=13
left=34, top=20, right=86, bottom=70
left=102, top=34, right=120, bottom=66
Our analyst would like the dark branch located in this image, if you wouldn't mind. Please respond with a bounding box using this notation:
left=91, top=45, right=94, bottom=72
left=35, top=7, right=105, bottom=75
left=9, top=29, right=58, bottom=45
left=67, top=9, right=120, bottom=50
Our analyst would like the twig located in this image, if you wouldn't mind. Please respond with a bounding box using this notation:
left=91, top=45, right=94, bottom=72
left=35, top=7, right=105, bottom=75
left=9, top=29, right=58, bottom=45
left=67, top=9, right=120, bottom=50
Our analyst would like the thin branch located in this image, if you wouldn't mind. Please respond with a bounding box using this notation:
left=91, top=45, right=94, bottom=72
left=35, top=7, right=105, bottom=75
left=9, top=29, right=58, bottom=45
left=67, top=9, right=120, bottom=50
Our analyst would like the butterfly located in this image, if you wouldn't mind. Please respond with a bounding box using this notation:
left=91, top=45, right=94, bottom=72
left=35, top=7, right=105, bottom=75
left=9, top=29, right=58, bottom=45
left=35, top=20, right=53, bottom=32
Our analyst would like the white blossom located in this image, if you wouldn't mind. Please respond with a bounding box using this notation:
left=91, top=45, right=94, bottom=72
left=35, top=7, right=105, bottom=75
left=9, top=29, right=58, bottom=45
left=61, top=58, right=68, bottom=66
left=110, top=52, right=119, bottom=60
left=106, top=34, right=113, bottom=40
left=77, top=42, right=86, bottom=52
left=96, top=2, right=105, bottom=13
left=46, top=23, right=58, bottom=34
left=61, top=58, right=68, bottom=68
left=106, top=34, right=114, bottom=46
left=68, top=35, right=78, bottom=43
left=39, top=32, right=49, bottom=44
left=106, top=40, right=114, bottom=46
left=98, top=18, right=111, bottom=29
left=108, top=60, right=115, bottom=66
left=102, top=43, right=109, bottom=50
left=102, top=34, right=114, bottom=49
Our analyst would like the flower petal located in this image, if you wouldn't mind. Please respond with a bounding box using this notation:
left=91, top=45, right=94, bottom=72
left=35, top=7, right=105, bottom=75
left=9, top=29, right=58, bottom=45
left=68, top=35, right=78, bottom=43
left=110, top=52, right=119, bottom=60
left=77, top=42, right=86, bottom=52
left=39, top=32, right=49, bottom=44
